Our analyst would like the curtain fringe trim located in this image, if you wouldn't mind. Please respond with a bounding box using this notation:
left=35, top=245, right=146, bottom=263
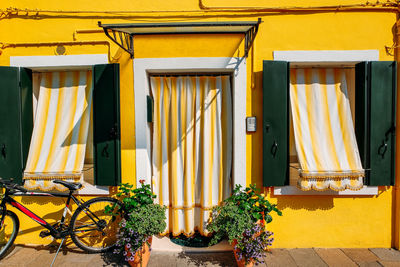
left=23, top=178, right=82, bottom=192
left=23, top=173, right=82, bottom=180
left=297, top=177, right=364, bottom=191
left=300, top=171, right=364, bottom=179
left=163, top=205, right=216, bottom=210
left=159, top=226, right=212, bottom=238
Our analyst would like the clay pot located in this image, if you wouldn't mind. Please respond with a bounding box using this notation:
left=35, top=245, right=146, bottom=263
left=232, top=220, right=264, bottom=267
left=126, top=236, right=152, bottom=267
left=232, top=239, right=254, bottom=267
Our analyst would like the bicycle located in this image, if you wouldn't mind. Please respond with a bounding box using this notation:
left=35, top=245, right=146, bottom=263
left=0, top=178, right=123, bottom=264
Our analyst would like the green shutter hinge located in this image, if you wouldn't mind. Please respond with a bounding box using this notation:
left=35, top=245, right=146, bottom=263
left=147, top=95, right=154, bottom=123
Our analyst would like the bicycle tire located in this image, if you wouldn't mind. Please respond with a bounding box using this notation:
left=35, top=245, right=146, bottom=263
left=70, top=197, right=123, bottom=253
left=0, top=210, right=19, bottom=259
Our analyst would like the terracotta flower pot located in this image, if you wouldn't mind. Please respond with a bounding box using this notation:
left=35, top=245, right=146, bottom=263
left=232, top=220, right=264, bottom=267
left=232, top=239, right=254, bottom=267
left=126, top=236, right=152, bottom=267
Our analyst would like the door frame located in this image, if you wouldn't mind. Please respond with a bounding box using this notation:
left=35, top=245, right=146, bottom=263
left=133, top=57, right=247, bottom=187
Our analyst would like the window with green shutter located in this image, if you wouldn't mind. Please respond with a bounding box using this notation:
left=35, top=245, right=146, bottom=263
left=0, top=64, right=121, bottom=187
left=93, top=64, right=121, bottom=186
left=355, top=61, right=396, bottom=186
left=0, top=67, right=33, bottom=184
left=263, top=60, right=397, bottom=187
left=262, top=61, right=290, bottom=186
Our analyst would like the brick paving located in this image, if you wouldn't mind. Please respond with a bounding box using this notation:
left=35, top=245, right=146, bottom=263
left=1, top=245, right=400, bottom=266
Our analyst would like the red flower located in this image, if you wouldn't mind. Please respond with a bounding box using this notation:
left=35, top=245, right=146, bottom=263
left=139, top=179, right=145, bottom=185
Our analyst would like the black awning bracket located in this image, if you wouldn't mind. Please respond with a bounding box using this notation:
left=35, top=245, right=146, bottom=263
left=101, top=24, right=134, bottom=58
left=98, top=19, right=262, bottom=59
left=244, top=18, right=260, bottom=57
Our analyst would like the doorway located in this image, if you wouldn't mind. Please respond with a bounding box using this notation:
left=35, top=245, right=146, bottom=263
left=149, top=74, right=233, bottom=238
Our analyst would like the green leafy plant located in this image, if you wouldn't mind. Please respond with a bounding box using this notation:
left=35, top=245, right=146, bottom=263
left=206, top=184, right=282, bottom=265
left=107, top=180, right=166, bottom=263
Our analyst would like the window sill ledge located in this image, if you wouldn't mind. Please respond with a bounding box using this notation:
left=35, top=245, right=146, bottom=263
left=75, top=182, right=109, bottom=195
left=273, top=186, right=378, bottom=196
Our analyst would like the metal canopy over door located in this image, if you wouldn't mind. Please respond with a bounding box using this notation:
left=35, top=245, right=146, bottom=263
left=98, top=19, right=261, bottom=58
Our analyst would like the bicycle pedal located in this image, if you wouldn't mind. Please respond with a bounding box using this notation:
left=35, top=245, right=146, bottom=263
left=39, top=230, right=51, bottom=238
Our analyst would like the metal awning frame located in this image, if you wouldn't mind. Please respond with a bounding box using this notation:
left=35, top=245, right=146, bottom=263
left=98, top=19, right=262, bottom=58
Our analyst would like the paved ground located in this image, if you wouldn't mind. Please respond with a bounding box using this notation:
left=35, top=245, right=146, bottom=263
left=1, top=245, right=400, bottom=266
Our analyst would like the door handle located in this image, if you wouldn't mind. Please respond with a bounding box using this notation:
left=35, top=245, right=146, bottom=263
left=378, top=125, right=395, bottom=159
left=1, top=144, right=6, bottom=159
left=271, top=141, right=278, bottom=158
left=102, top=144, right=110, bottom=158
left=109, top=124, right=119, bottom=139
left=378, top=141, right=388, bottom=159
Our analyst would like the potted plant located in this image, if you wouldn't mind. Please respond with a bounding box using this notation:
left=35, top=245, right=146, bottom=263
left=107, top=180, right=166, bottom=267
left=207, top=184, right=282, bottom=267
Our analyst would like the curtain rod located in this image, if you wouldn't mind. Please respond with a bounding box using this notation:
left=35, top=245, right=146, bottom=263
left=291, top=66, right=355, bottom=69
left=149, top=73, right=233, bottom=77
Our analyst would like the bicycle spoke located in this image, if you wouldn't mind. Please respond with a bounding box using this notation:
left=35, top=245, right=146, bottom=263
left=70, top=197, right=122, bottom=253
left=0, top=211, right=19, bottom=259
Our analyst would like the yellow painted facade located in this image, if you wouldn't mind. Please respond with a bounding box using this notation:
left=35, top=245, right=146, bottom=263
left=0, top=0, right=399, bottom=248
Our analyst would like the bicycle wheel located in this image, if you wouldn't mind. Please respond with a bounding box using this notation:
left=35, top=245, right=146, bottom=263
left=70, top=197, right=123, bottom=253
left=0, top=210, right=19, bottom=259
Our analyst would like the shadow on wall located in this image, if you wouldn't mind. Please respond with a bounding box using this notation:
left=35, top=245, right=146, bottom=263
left=275, top=195, right=335, bottom=211
left=249, top=71, right=264, bottom=189
left=12, top=196, right=68, bottom=238
left=272, top=186, right=388, bottom=211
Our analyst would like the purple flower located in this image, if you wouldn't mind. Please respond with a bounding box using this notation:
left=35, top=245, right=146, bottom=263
left=126, top=243, right=131, bottom=248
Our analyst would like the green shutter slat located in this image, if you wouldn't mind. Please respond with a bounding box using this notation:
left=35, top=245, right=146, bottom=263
left=19, top=68, right=33, bottom=174
left=355, top=61, right=396, bottom=186
left=262, top=60, right=289, bottom=186
left=370, top=61, right=396, bottom=186
left=93, top=64, right=121, bottom=186
left=0, top=67, right=33, bottom=184
left=355, top=62, right=370, bottom=184
left=147, top=95, right=154, bottom=123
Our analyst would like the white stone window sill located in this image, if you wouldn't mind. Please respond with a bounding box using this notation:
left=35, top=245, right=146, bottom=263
left=75, top=182, right=109, bottom=195
left=273, top=186, right=378, bottom=196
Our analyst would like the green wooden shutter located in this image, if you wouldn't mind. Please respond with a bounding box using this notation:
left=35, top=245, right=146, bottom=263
left=0, top=67, right=33, bottom=184
left=262, top=60, right=289, bottom=186
left=93, top=64, right=121, bottom=186
left=147, top=95, right=154, bottom=123
left=355, top=61, right=397, bottom=186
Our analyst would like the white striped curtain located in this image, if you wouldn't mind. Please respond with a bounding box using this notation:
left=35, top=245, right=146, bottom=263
left=150, top=75, right=232, bottom=236
left=24, top=71, right=93, bottom=191
left=290, top=68, right=364, bottom=191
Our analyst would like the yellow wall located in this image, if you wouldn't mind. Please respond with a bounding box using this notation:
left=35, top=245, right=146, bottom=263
left=0, top=0, right=398, bottom=247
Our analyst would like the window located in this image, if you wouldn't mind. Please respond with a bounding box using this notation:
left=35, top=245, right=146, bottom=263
left=0, top=64, right=121, bottom=190
left=288, top=67, right=363, bottom=191
left=262, top=60, right=396, bottom=189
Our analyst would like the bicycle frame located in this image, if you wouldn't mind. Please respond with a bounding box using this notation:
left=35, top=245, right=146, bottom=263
left=0, top=190, right=86, bottom=239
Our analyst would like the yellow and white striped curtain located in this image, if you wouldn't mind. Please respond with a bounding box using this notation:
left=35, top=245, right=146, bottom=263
left=150, top=75, right=232, bottom=236
left=24, top=71, right=93, bottom=191
left=290, top=68, right=364, bottom=191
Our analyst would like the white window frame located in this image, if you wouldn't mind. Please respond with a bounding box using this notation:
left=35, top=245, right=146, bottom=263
left=273, top=50, right=379, bottom=196
left=133, top=57, right=247, bottom=188
left=10, top=54, right=109, bottom=195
